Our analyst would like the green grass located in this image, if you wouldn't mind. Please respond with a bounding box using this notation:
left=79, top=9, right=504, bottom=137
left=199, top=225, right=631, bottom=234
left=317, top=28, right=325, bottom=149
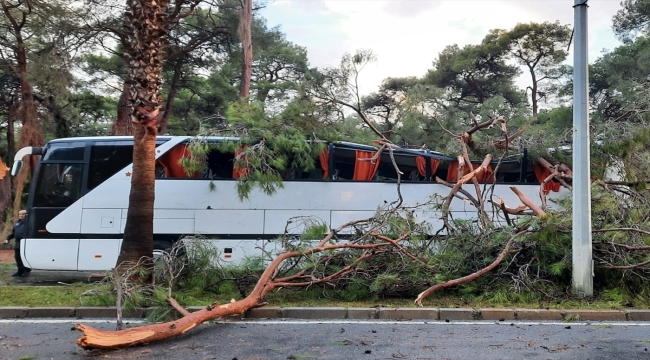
left=0, top=282, right=648, bottom=310
left=2, top=263, right=650, bottom=310
left=0, top=285, right=104, bottom=307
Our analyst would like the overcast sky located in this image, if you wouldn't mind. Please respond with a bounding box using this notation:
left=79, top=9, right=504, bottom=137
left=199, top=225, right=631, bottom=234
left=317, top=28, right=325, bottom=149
left=259, top=0, right=623, bottom=95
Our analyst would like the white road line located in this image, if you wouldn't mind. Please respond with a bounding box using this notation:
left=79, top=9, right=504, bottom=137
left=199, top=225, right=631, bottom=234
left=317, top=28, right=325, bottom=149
left=230, top=320, right=650, bottom=326
left=0, top=319, right=146, bottom=324
left=1, top=319, right=650, bottom=327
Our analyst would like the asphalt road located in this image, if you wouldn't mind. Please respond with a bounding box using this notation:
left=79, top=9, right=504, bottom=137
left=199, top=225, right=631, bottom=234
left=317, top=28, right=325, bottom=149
left=1, top=319, right=650, bottom=359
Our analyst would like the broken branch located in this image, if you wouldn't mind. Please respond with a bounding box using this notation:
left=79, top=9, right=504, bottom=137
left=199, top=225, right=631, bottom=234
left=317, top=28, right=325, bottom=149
left=414, top=229, right=530, bottom=306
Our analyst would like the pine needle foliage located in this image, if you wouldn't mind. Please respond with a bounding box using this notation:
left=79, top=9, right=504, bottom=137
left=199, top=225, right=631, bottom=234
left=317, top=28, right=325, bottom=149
left=181, top=101, right=333, bottom=200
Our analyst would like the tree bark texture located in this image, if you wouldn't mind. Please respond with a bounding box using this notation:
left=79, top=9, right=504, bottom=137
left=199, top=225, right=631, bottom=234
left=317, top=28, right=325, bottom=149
left=238, top=0, right=253, bottom=98
left=0, top=160, right=10, bottom=223
left=1, top=0, right=45, bottom=218
left=116, top=0, right=170, bottom=272
left=158, top=61, right=182, bottom=135
left=112, top=82, right=133, bottom=136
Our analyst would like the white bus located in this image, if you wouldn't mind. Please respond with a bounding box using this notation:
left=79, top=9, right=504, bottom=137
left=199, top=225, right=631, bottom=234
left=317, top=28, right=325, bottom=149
left=10, top=136, right=568, bottom=271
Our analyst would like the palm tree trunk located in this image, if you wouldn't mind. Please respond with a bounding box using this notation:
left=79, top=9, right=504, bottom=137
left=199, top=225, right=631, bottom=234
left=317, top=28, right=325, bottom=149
left=116, top=0, right=170, bottom=275
left=118, top=124, right=156, bottom=270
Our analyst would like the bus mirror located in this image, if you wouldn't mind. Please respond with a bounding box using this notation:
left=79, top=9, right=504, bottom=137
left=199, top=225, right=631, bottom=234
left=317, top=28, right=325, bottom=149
left=11, top=146, right=43, bottom=177
left=11, top=160, right=22, bottom=177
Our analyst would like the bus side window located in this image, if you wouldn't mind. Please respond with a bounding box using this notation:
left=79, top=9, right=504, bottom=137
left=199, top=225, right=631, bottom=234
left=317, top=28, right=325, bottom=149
left=206, top=149, right=234, bottom=179
left=331, top=149, right=355, bottom=181
left=375, top=156, right=399, bottom=181
left=88, top=145, right=134, bottom=189
left=157, top=145, right=201, bottom=178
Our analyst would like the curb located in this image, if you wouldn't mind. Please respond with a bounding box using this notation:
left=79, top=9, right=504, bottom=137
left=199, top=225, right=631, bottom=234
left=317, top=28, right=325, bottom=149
left=1, top=306, right=648, bottom=321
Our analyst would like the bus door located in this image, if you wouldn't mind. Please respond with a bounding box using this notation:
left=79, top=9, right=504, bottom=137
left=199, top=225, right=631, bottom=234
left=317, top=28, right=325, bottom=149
left=24, top=143, right=86, bottom=271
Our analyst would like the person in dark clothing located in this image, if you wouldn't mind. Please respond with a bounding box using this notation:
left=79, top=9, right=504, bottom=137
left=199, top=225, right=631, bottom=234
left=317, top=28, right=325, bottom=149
left=4, top=210, right=31, bottom=277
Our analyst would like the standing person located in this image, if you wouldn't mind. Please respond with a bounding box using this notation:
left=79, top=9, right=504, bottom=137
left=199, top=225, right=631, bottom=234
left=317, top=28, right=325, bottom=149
left=3, top=210, right=31, bottom=277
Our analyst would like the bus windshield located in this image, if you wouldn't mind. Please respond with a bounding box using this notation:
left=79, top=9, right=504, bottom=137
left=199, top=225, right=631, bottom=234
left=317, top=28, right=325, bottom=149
left=33, top=163, right=84, bottom=207
left=32, top=142, right=86, bottom=208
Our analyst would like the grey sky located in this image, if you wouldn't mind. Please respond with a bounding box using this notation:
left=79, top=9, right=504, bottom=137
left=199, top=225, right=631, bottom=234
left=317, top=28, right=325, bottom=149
left=260, top=0, right=623, bottom=95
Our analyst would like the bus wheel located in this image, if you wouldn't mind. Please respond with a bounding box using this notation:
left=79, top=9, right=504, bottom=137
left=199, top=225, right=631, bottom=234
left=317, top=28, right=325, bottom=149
left=153, top=240, right=173, bottom=261
left=153, top=239, right=186, bottom=261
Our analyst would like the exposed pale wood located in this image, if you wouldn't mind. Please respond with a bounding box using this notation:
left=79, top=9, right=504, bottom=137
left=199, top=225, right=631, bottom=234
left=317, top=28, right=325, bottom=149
left=77, top=219, right=407, bottom=349
left=490, top=197, right=528, bottom=215
left=77, top=298, right=256, bottom=349
left=167, top=296, right=190, bottom=317
left=492, top=123, right=530, bottom=150
left=509, top=186, right=546, bottom=217
left=539, top=165, right=559, bottom=208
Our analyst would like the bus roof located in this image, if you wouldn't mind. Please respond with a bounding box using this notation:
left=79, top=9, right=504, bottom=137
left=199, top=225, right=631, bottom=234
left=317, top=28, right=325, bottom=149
left=46, top=136, right=246, bottom=144
left=47, top=136, right=175, bottom=143
left=43, top=136, right=522, bottom=164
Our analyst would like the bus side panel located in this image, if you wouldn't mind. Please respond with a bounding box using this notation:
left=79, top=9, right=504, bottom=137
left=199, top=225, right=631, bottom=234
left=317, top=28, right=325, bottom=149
left=78, top=239, right=122, bottom=271
left=119, top=209, right=197, bottom=234
left=330, top=211, right=377, bottom=234
left=22, top=239, right=80, bottom=271
left=197, top=239, right=273, bottom=265
left=82, top=178, right=130, bottom=209
left=195, top=210, right=264, bottom=234
left=263, top=210, right=331, bottom=235
left=81, top=209, right=122, bottom=233
left=45, top=200, right=83, bottom=233
left=191, top=181, right=472, bottom=212
left=156, top=180, right=211, bottom=210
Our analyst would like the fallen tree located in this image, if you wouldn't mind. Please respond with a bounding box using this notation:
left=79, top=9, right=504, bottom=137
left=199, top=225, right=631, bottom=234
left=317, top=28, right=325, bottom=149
left=76, top=121, right=558, bottom=349
left=76, top=214, right=421, bottom=349
left=76, top=114, right=650, bottom=350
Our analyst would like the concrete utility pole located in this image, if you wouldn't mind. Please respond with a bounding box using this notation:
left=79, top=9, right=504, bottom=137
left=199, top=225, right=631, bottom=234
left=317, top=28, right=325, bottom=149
left=572, top=0, right=593, bottom=297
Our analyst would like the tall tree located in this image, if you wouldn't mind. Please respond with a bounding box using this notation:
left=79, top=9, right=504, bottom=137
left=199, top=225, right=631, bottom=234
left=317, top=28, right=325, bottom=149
left=250, top=21, right=308, bottom=107
left=424, top=43, right=522, bottom=112
left=78, top=0, right=232, bottom=135
left=590, top=36, right=650, bottom=122
left=361, top=77, right=417, bottom=141
left=613, top=0, right=650, bottom=41
left=304, top=49, right=386, bottom=139
left=116, top=0, right=172, bottom=273
left=0, top=0, right=76, bottom=216
left=238, top=0, right=252, bottom=98
left=489, top=22, right=572, bottom=115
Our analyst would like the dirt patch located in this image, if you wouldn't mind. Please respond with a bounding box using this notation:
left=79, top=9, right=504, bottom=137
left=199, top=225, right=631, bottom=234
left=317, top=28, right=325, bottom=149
left=0, top=249, right=15, bottom=263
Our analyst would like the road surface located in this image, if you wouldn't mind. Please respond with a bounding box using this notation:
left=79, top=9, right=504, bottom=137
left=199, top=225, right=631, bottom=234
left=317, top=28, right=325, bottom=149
left=1, top=318, right=649, bottom=359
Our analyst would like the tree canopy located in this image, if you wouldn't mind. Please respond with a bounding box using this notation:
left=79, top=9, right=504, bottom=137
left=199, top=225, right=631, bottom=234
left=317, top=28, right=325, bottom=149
left=2, top=2, right=650, bottom=300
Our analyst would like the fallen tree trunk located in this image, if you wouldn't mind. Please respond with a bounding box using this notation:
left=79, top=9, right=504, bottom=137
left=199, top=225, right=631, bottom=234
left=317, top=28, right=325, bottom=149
left=76, top=221, right=411, bottom=349
left=77, top=297, right=259, bottom=349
